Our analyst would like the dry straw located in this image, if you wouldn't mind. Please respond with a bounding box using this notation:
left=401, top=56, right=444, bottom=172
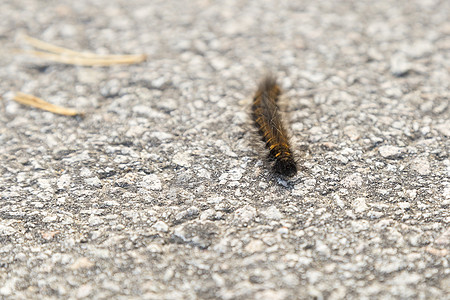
left=13, top=92, right=82, bottom=116
left=20, top=34, right=147, bottom=66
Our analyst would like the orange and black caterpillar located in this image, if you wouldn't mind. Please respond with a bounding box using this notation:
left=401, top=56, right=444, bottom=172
left=252, top=76, right=297, bottom=177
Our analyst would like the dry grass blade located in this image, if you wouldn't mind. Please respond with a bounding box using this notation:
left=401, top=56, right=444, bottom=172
left=13, top=92, right=82, bottom=116
left=21, top=34, right=147, bottom=65
left=22, top=34, right=83, bottom=57
left=22, top=50, right=147, bottom=66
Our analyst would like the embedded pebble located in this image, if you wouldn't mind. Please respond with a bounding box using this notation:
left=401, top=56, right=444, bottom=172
left=233, top=205, right=257, bottom=225
left=153, top=221, right=169, bottom=233
left=172, top=221, right=218, bottom=249
left=89, top=216, right=104, bottom=226
left=0, top=225, right=16, bottom=236
left=315, top=240, right=331, bottom=257
left=149, top=131, right=174, bottom=141
left=76, top=284, right=93, bottom=299
left=69, top=258, right=95, bottom=270
left=379, top=146, right=405, bottom=159
left=260, top=205, right=284, bottom=220
left=172, top=152, right=192, bottom=167
left=352, top=197, right=368, bottom=213
left=344, top=125, right=361, bottom=141
left=200, top=209, right=215, bottom=220
left=85, top=177, right=102, bottom=187
left=0, top=281, right=13, bottom=296
left=434, top=228, right=450, bottom=246
left=351, top=220, right=370, bottom=232
left=57, top=174, right=71, bottom=190
left=410, top=157, right=431, bottom=175
left=228, top=168, right=245, bottom=181
left=37, top=178, right=52, bottom=190
left=390, top=52, right=411, bottom=77
left=245, top=240, right=265, bottom=253
left=42, top=215, right=58, bottom=223
left=435, top=121, right=450, bottom=137
left=391, top=272, right=422, bottom=285
left=341, top=173, right=363, bottom=188
left=80, top=168, right=93, bottom=177
left=141, top=174, right=162, bottom=191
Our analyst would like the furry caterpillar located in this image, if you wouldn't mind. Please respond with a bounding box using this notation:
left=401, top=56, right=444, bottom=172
left=252, top=76, right=297, bottom=177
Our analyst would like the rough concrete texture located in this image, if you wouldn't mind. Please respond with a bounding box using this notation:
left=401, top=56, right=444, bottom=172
left=1, top=0, right=449, bottom=299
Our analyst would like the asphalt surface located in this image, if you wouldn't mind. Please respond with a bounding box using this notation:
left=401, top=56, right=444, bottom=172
left=0, top=0, right=449, bottom=299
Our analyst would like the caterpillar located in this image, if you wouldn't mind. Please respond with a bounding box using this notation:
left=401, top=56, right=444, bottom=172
left=252, top=76, right=297, bottom=177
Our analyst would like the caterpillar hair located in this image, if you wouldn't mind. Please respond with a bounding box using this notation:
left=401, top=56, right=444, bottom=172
left=252, top=76, right=297, bottom=177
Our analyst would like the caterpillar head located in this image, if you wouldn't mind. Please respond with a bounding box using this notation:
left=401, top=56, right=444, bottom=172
left=273, top=157, right=297, bottom=177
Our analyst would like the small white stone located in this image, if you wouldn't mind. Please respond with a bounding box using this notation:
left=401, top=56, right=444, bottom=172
left=37, top=178, right=52, bottom=190
left=277, top=227, right=289, bottom=235
left=404, top=40, right=433, bottom=58
left=212, top=273, right=226, bottom=287
left=435, top=121, right=450, bottom=137
left=344, top=125, right=360, bottom=141
left=334, top=194, right=345, bottom=208
left=306, top=270, right=323, bottom=284
left=172, top=152, right=192, bottom=167
left=390, top=52, right=411, bottom=76
left=210, top=57, right=229, bottom=70
left=197, top=168, right=211, bottom=179
left=335, top=154, right=349, bottom=164
left=152, top=221, right=169, bottom=233
left=15, top=253, right=27, bottom=262
left=410, top=157, right=431, bottom=175
left=42, top=215, right=58, bottom=223
left=80, top=168, right=93, bottom=177
left=187, top=206, right=199, bottom=216
left=351, top=220, right=369, bottom=232
left=233, top=205, right=257, bottom=225
left=434, top=228, right=450, bottom=246
left=146, top=244, right=163, bottom=253
left=379, top=146, right=405, bottom=159
left=70, top=257, right=95, bottom=270
left=141, top=174, right=162, bottom=191
left=76, top=284, right=92, bottom=299
left=0, top=282, right=13, bottom=296
left=89, top=216, right=103, bottom=226
left=341, top=173, right=363, bottom=188
left=315, top=240, right=330, bottom=256
left=283, top=273, right=300, bottom=286
left=391, top=272, right=422, bottom=285
left=352, top=197, right=368, bottom=213
left=297, top=256, right=313, bottom=266
left=406, top=189, right=417, bottom=199
left=398, top=202, right=411, bottom=209
left=57, top=174, right=71, bottom=189
left=367, top=211, right=384, bottom=219
left=260, top=205, right=284, bottom=220
left=61, top=216, right=74, bottom=225
left=200, top=209, right=215, bottom=220
left=376, top=261, right=404, bottom=273
left=85, top=177, right=102, bottom=187
left=132, top=105, right=166, bottom=118
left=245, top=240, right=264, bottom=253
left=207, top=196, right=224, bottom=204
left=228, top=168, right=244, bottom=181
left=255, top=289, right=287, bottom=300
left=0, top=225, right=16, bottom=236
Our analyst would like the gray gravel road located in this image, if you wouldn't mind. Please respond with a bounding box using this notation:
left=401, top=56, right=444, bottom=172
left=1, top=0, right=449, bottom=299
